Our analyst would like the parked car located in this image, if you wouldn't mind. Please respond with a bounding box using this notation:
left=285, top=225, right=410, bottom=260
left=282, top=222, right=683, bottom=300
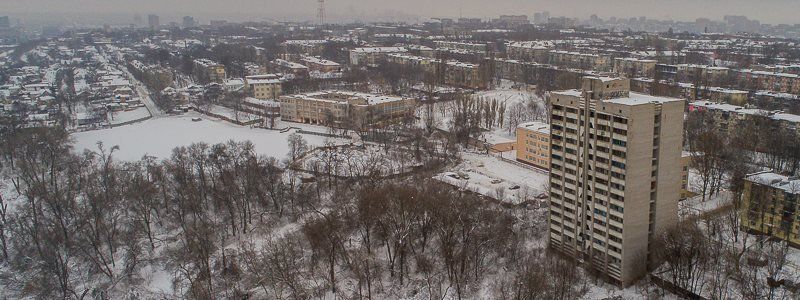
left=191, top=117, right=202, bottom=122
left=491, top=179, right=502, bottom=184
left=509, top=185, right=520, bottom=190
left=444, top=172, right=460, bottom=179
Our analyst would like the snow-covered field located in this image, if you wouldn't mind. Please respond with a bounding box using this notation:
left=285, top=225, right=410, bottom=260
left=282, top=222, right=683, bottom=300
left=72, top=111, right=344, bottom=161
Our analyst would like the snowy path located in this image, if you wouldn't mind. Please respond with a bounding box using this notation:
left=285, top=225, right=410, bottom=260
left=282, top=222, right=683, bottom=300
left=126, top=68, right=163, bottom=118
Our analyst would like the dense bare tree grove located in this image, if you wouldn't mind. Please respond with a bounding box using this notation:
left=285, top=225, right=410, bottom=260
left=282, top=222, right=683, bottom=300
left=0, top=125, right=592, bottom=299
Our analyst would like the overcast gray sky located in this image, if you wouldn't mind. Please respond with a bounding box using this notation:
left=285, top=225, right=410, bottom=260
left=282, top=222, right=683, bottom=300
left=2, top=0, right=799, bottom=24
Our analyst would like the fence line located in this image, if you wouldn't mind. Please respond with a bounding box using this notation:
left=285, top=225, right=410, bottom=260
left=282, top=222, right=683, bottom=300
left=109, top=115, right=152, bottom=128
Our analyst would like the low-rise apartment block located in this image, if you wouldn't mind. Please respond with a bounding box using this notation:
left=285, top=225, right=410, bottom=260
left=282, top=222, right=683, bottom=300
left=433, top=41, right=488, bottom=54
left=301, top=56, right=342, bottom=73
left=194, top=59, right=226, bottom=83
left=549, top=50, right=612, bottom=72
left=506, top=41, right=551, bottom=63
left=741, top=171, right=800, bottom=247
left=245, top=74, right=283, bottom=100
left=405, top=44, right=435, bottom=57
left=271, top=59, right=309, bottom=79
left=516, top=121, right=550, bottom=169
left=349, top=47, right=407, bottom=67
left=241, top=97, right=280, bottom=117
left=613, top=57, right=657, bottom=78
left=676, top=64, right=730, bottom=83
left=386, top=54, right=489, bottom=89
left=279, top=91, right=416, bottom=129
left=736, top=69, right=800, bottom=95
left=689, top=101, right=800, bottom=136
left=282, top=40, right=328, bottom=55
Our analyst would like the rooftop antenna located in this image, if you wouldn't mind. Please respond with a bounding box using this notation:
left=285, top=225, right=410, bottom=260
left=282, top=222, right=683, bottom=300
left=317, top=0, right=325, bottom=25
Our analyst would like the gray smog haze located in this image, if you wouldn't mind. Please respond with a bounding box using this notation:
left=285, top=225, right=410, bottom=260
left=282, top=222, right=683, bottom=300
left=2, top=0, right=799, bottom=24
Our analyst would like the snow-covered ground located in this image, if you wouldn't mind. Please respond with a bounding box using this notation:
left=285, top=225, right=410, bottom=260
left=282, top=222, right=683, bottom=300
left=72, top=111, right=344, bottom=161
left=435, top=151, right=549, bottom=204
left=679, top=168, right=735, bottom=218
left=108, top=106, right=151, bottom=125
left=195, top=104, right=261, bottom=123
left=419, top=87, right=545, bottom=146
left=679, top=190, right=733, bottom=218
left=473, top=88, right=545, bottom=143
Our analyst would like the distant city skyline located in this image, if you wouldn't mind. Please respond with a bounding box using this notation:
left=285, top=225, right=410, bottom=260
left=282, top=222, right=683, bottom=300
left=2, top=0, right=800, bottom=26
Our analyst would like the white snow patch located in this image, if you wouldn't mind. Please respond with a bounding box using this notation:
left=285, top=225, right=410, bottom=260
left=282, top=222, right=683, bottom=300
left=72, top=112, right=344, bottom=161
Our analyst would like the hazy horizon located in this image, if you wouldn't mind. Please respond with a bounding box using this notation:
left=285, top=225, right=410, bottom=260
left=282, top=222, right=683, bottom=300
left=2, top=0, right=799, bottom=25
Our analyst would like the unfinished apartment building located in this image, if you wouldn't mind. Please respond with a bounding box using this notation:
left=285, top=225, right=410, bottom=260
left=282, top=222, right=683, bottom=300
left=547, top=76, right=684, bottom=286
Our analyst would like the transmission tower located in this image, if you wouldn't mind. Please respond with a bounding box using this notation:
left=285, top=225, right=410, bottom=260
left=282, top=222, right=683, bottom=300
left=317, top=0, right=325, bottom=25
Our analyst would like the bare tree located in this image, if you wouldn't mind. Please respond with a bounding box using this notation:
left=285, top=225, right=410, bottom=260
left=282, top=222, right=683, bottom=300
left=287, top=133, right=308, bottom=163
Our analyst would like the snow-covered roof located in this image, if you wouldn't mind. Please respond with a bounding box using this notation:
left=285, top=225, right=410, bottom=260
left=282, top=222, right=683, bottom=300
left=282, top=40, right=327, bottom=45
left=746, top=171, right=800, bottom=193
left=301, top=56, right=340, bottom=67
left=710, top=87, right=748, bottom=95
left=755, top=91, right=800, bottom=100
left=549, top=50, right=607, bottom=58
left=585, top=76, right=622, bottom=83
left=614, top=57, right=657, bottom=63
left=518, top=121, right=550, bottom=134
left=405, top=44, right=434, bottom=51
left=272, top=59, right=308, bottom=70
left=506, top=40, right=554, bottom=49
left=603, top=92, right=683, bottom=106
left=351, top=47, right=407, bottom=54
left=288, top=90, right=410, bottom=106
left=690, top=101, right=800, bottom=124
left=194, top=58, right=222, bottom=68
left=553, top=89, right=583, bottom=97
left=224, top=78, right=245, bottom=86
left=244, top=97, right=279, bottom=107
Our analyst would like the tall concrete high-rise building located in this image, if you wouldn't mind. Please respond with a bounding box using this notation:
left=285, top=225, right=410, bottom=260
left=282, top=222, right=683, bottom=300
left=182, top=16, right=196, bottom=28
left=147, top=14, right=160, bottom=29
left=534, top=11, right=550, bottom=24
left=547, top=77, right=684, bottom=286
left=0, top=16, right=10, bottom=28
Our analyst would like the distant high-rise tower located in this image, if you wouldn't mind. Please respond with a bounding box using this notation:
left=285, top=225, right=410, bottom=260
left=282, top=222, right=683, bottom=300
left=0, top=16, right=9, bottom=28
left=183, top=16, right=196, bottom=28
left=148, top=14, right=160, bottom=29
left=317, top=0, right=325, bottom=25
